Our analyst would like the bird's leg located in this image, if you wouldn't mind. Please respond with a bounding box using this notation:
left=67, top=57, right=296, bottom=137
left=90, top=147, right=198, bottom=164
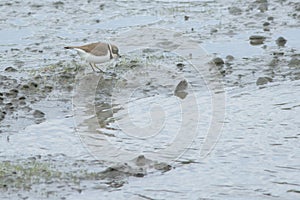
left=93, top=63, right=104, bottom=73
left=89, top=63, right=96, bottom=71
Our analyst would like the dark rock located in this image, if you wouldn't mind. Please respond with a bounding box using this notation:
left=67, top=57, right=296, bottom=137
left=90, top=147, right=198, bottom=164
left=258, top=3, right=268, bottom=12
left=8, top=89, right=19, bottom=98
left=99, top=4, right=105, bottom=10
left=249, top=35, right=266, bottom=45
left=5, top=103, right=15, bottom=111
left=33, top=110, right=45, bottom=118
left=21, top=84, right=30, bottom=90
left=0, top=111, right=5, bottom=121
left=210, top=28, right=218, bottom=34
left=34, top=75, right=42, bottom=81
left=4, top=67, right=17, bottom=72
left=288, top=58, right=300, bottom=68
left=176, top=63, right=185, bottom=70
left=29, top=82, right=38, bottom=88
left=43, top=86, right=53, bottom=93
left=184, top=16, right=189, bottom=21
left=272, top=52, right=284, bottom=56
left=226, top=55, right=234, bottom=61
left=256, top=77, right=272, bottom=86
left=174, top=80, right=188, bottom=99
left=53, top=1, right=64, bottom=9
left=212, top=57, right=225, bottom=65
left=249, top=35, right=266, bottom=40
left=267, top=16, right=274, bottom=21
left=295, top=3, right=300, bottom=11
left=276, top=36, right=287, bottom=47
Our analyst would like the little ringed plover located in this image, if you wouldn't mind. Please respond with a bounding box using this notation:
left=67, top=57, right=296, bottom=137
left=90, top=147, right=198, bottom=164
left=64, top=42, right=120, bottom=72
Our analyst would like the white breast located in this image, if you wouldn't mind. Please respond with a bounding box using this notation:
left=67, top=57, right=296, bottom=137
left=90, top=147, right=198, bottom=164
left=74, top=48, right=111, bottom=64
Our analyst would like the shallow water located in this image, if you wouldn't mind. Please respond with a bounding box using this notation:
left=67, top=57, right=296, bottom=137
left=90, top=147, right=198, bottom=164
left=0, top=0, right=300, bottom=199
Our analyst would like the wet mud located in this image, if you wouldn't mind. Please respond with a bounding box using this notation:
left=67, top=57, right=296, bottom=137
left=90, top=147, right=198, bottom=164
left=0, top=0, right=300, bottom=199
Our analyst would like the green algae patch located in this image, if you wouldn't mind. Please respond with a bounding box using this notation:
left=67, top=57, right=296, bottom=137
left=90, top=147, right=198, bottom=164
left=0, top=160, right=62, bottom=190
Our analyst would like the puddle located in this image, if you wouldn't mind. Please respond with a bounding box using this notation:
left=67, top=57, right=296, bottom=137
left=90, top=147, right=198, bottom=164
left=201, top=37, right=265, bottom=58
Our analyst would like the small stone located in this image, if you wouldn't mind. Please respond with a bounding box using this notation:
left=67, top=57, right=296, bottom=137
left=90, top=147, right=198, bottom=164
left=249, top=35, right=266, bottom=40
left=33, top=110, right=45, bottom=118
left=34, top=75, right=42, bottom=80
left=267, top=16, right=274, bottom=21
left=29, top=82, right=38, bottom=88
left=210, top=28, right=218, bottom=34
left=4, top=67, right=17, bottom=72
left=288, top=58, right=300, bottom=68
left=249, top=35, right=266, bottom=45
left=43, top=86, right=53, bottom=93
left=263, top=22, right=270, bottom=26
left=0, top=112, right=5, bottom=121
left=174, top=80, right=188, bottom=99
left=228, top=6, right=242, bottom=15
left=99, top=4, right=105, bottom=10
left=53, top=1, right=64, bottom=8
left=256, top=77, right=272, bottom=86
left=8, top=89, right=19, bottom=98
left=184, top=16, right=189, bottom=21
left=226, top=55, right=234, bottom=61
left=176, top=63, right=185, bottom=70
left=276, top=36, right=287, bottom=47
left=212, top=57, right=225, bottom=65
left=21, top=84, right=30, bottom=90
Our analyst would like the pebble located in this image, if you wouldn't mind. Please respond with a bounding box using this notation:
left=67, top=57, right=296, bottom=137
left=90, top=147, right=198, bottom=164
left=4, top=67, right=17, bottom=72
left=288, top=58, right=300, bottom=68
left=176, top=63, right=185, bottom=70
left=226, top=55, right=234, bottom=61
left=43, top=86, right=53, bottom=93
left=174, top=80, right=188, bottom=99
left=21, top=84, right=30, bottom=90
left=249, top=35, right=266, bottom=45
left=210, top=28, right=218, bottom=34
left=276, top=36, right=287, bottom=47
left=256, top=77, right=272, bottom=86
left=33, top=110, right=45, bottom=118
left=228, top=7, right=242, bottom=15
left=0, top=111, right=5, bottom=121
left=8, top=89, right=19, bottom=98
left=212, top=57, right=225, bottom=65
left=29, top=82, right=39, bottom=88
